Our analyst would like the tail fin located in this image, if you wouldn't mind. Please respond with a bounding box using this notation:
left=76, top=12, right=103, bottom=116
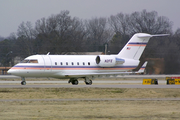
left=118, top=33, right=169, bottom=60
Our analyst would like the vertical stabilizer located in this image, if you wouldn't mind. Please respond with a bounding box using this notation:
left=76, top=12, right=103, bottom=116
left=118, top=33, right=169, bottom=60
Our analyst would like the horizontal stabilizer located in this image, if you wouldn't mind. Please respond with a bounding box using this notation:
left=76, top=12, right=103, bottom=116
left=137, top=34, right=169, bottom=38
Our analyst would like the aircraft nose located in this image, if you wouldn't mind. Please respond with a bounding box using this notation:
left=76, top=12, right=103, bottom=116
left=7, top=68, right=13, bottom=74
left=7, top=68, right=18, bottom=75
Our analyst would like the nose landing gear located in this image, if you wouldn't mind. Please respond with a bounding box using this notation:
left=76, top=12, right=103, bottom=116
left=21, top=77, right=26, bottom=85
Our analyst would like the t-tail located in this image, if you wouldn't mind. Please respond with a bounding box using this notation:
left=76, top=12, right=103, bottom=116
left=117, top=33, right=169, bottom=60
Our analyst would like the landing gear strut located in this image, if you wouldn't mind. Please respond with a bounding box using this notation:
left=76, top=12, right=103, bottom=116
left=21, top=77, right=26, bottom=85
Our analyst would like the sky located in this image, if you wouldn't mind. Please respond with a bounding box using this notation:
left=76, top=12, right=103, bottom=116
left=0, top=0, right=180, bottom=37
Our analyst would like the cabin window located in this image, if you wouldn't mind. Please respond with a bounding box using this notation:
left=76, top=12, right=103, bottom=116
left=77, top=62, right=79, bottom=65
left=88, top=62, right=90, bottom=65
left=83, top=62, right=85, bottom=65
left=60, top=62, right=63, bottom=65
left=55, top=62, right=57, bottom=65
left=66, top=62, right=68, bottom=65
left=72, top=62, right=74, bottom=65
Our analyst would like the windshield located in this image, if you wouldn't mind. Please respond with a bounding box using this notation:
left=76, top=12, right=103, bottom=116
left=20, top=59, right=38, bottom=63
left=21, top=60, right=29, bottom=63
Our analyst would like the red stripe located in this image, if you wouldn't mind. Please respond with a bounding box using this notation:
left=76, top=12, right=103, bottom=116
left=127, top=44, right=146, bottom=46
left=11, top=67, right=136, bottom=70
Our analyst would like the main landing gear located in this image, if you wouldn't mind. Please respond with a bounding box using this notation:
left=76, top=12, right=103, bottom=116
left=20, top=77, right=92, bottom=85
left=68, top=78, right=79, bottom=85
left=84, top=78, right=92, bottom=85
left=68, top=78, right=92, bottom=85
left=21, top=77, right=26, bottom=85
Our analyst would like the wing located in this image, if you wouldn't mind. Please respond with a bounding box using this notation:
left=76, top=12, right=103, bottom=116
left=62, top=61, right=147, bottom=78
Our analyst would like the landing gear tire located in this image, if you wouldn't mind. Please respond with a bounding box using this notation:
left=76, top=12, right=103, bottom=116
left=21, top=77, right=26, bottom=85
left=85, top=79, right=92, bottom=85
left=69, top=78, right=79, bottom=85
left=72, top=80, right=79, bottom=85
left=21, top=81, right=26, bottom=85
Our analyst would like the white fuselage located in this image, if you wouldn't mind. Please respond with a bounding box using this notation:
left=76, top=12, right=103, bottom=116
left=8, top=54, right=139, bottom=79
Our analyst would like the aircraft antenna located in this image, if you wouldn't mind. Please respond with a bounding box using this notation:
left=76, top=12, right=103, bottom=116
left=47, top=52, right=50, bottom=55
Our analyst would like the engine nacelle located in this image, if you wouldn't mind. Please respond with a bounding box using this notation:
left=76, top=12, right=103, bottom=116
left=96, top=55, right=125, bottom=67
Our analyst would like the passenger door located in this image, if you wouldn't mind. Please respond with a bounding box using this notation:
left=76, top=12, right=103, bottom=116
left=41, top=55, right=52, bottom=72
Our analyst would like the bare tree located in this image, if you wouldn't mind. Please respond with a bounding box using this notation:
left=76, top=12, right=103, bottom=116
left=109, top=13, right=130, bottom=35
left=0, top=39, right=13, bottom=66
left=34, top=10, right=87, bottom=54
left=65, top=17, right=86, bottom=52
left=35, top=18, right=48, bottom=35
left=17, top=21, right=35, bottom=56
left=129, top=10, right=173, bottom=35
left=108, top=10, right=173, bottom=54
left=85, top=17, right=113, bottom=52
left=34, top=17, right=56, bottom=53
left=108, top=13, right=130, bottom=53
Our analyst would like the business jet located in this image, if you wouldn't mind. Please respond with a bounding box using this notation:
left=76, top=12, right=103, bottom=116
left=7, top=33, right=168, bottom=85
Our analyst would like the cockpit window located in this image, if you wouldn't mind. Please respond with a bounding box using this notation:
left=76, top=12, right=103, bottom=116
left=21, top=60, right=29, bottom=63
left=29, top=60, right=38, bottom=63
left=21, top=59, right=38, bottom=63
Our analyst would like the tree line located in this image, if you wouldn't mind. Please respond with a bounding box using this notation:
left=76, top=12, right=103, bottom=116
left=0, top=9, right=180, bottom=74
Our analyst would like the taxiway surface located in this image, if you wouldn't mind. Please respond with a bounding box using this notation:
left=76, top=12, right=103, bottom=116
left=0, top=84, right=179, bottom=88
left=0, top=75, right=180, bottom=88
